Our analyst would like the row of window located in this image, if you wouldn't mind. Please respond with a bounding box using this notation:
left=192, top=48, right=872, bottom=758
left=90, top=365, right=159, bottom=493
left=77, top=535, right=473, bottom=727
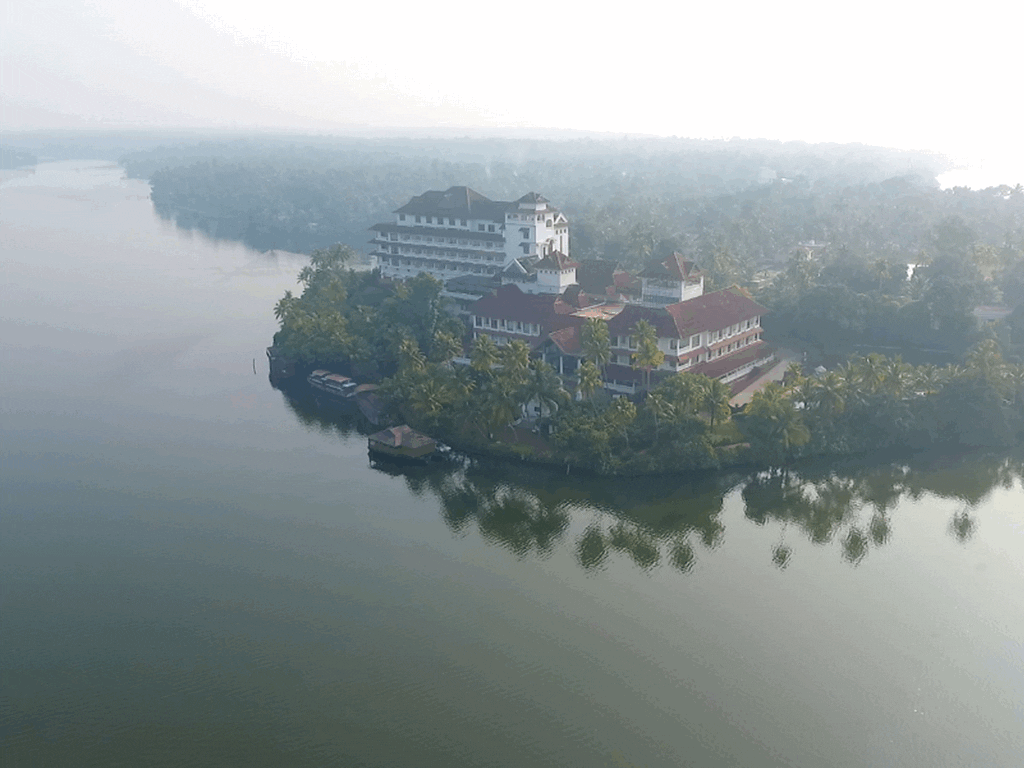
left=707, top=333, right=760, bottom=359
left=609, top=332, right=761, bottom=369
left=398, top=214, right=502, bottom=234
left=380, top=258, right=499, bottom=275
left=384, top=232, right=501, bottom=249
left=472, top=316, right=543, bottom=336
left=612, top=318, right=762, bottom=353
left=384, top=245, right=500, bottom=262
left=508, top=213, right=554, bottom=224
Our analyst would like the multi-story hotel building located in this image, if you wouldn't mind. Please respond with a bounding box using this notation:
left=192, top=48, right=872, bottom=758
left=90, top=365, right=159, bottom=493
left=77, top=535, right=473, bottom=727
left=371, top=187, right=569, bottom=282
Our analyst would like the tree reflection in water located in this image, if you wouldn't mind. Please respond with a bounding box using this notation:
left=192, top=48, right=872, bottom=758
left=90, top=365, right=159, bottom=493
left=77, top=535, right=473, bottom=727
left=364, top=442, right=1023, bottom=574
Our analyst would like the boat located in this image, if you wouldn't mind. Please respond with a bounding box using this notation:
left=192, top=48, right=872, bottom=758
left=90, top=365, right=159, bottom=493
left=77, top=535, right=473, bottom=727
left=352, top=384, right=385, bottom=424
left=307, top=369, right=358, bottom=398
left=367, top=425, right=438, bottom=463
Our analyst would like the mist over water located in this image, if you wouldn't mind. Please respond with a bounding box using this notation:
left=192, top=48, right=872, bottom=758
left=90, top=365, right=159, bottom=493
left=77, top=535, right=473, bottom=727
left=3, top=162, right=1024, bottom=767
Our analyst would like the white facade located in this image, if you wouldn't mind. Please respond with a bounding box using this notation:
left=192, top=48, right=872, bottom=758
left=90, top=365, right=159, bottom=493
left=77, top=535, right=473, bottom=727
left=640, top=274, right=705, bottom=305
left=371, top=188, right=568, bottom=283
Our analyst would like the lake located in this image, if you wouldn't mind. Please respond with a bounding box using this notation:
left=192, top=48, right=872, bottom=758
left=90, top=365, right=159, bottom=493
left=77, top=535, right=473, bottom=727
left=2, top=161, right=1023, bottom=767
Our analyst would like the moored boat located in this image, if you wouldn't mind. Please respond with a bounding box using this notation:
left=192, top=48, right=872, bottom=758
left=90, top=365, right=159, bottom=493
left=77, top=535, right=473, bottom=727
left=307, top=369, right=358, bottom=398
left=367, top=425, right=437, bottom=463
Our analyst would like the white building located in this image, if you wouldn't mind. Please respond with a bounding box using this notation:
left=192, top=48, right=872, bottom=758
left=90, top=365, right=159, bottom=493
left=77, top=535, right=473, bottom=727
left=371, top=187, right=569, bottom=282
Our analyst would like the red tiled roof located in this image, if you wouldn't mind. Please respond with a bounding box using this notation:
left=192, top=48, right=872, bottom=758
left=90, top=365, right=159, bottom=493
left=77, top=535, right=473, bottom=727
left=665, top=286, right=766, bottom=337
left=606, top=303, right=680, bottom=339
left=548, top=325, right=582, bottom=355
left=604, top=363, right=644, bottom=383
left=396, top=187, right=509, bottom=220
left=604, top=286, right=765, bottom=342
left=574, top=260, right=620, bottom=295
left=693, top=342, right=772, bottom=380
left=471, top=284, right=580, bottom=333
left=535, top=250, right=579, bottom=271
left=638, top=253, right=702, bottom=281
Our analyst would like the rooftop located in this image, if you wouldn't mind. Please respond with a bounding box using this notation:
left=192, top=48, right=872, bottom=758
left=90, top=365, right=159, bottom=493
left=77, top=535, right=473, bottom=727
left=395, top=186, right=510, bottom=221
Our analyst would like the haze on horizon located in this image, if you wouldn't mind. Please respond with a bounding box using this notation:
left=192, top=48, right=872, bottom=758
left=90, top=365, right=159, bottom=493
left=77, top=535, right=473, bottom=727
left=4, top=0, right=1022, bottom=187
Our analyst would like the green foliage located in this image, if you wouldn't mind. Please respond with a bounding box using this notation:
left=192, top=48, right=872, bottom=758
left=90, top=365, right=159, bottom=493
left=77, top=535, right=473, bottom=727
left=630, top=319, right=664, bottom=393
left=581, top=318, right=612, bottom=372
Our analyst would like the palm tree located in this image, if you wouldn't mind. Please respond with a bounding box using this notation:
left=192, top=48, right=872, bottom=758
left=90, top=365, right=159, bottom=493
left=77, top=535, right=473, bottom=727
left=658, top=373, right=706, bottom=418
left=881, top=356, right=913, bottom=400
left=701, top=377, right=733, bottom=430
left=500, top=340, right=532, bottom=384
left=429, top=330, right=463, bottom=365
left=577, top=360, right=603, bottom=414
left=408, top=375, right=448, bottom=421
left=519, top=360, right=569, bottom=421
left=475, top=378, right=521, bottom=441
left=855, top=353, right=887, bottom=395
left=631, top=319, right=664, bottom=393
left=581, top=318, right=612, bottom=376
left=470, top=334, right=499, bottom=373
left=604, top=396, right=637, bottom=448
left=783, top=361, right=805, bottom=389
left=744, top=382, right=810, bottom=467
left=397, top=337, right=426, bottom=373
left=815, top=371, right=846, bottom=417
left=645, top=392, right=675, bottom=439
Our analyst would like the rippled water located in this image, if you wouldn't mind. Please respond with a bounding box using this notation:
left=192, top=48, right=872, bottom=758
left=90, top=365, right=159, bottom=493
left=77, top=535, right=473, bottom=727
left=3, top=162, right=1023, bottom=767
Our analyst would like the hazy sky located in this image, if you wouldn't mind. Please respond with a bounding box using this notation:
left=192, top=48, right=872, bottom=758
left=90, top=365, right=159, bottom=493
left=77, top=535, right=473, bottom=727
left=4, top=0, right=1022, bottom=184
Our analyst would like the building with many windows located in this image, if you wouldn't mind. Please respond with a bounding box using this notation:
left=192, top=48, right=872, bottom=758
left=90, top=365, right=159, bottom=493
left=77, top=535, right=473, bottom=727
left=469, top=283, right=770, bottom=392
left=371, top=187, right=569, bottom=282
left=373, top=185, right=773, bottom=393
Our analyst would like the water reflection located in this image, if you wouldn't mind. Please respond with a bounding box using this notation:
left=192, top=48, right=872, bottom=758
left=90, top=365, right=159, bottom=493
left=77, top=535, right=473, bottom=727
left=421, top=453, right=1020, bottom=573
left=279, top=384, right=1022, bottom=573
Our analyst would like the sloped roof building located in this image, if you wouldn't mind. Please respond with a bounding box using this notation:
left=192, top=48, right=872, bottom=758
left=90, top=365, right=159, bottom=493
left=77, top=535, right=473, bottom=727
left=371, top=187, right=569, bottom=284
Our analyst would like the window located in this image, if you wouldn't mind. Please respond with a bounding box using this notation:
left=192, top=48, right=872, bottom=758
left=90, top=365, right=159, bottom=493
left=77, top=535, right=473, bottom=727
left=488, top=225, right=495, bottom=233
left=461, top=219, right=467, bottom=226
left=399, top=214, right=406, bottom=221
left=520, top=227, right=530, bottom=239
left=478, top=224, right=485, bottom=231
left=690, top=334, right=700, bottom=348
left=416, top=216, right=422, bottom=223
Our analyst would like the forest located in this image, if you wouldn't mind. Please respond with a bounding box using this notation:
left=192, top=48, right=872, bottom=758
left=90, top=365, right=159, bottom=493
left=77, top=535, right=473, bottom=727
left=117, top=136, right=1024, bottom=361
left=272, top=244, right=1024, bottom=477
left=114, top=133, right=995, bottom=261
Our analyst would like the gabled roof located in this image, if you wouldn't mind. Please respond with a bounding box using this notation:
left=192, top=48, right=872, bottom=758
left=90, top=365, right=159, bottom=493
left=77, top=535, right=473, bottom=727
left=664, top=286, right=766, bottom=337
left=558, top=284, right=597, bottom=309
left=472, top=284, right=566, bottom=326
left=606, top=285, right=766, bottom=340
left=534, top=250, right=578, bottom=271
left=606, top=303, right=681, bottom=340
left=575, top=259, right=620, bottom=295
left=516, top=192, right=549, bottom=205
left=639, top=253, right=702, bottom=281
left=548, top=325, right=582, bottom=355
left=368, top=425, right=435, bottom=449
left=444, top=273, right=500, bottom=295
left=501, top=258, right=532, bottom=277
left=396, top=186, right=510, bottom=220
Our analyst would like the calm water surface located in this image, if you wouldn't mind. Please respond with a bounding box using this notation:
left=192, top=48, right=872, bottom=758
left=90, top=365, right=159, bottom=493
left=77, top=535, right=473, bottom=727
left=2, top=162, right=1023, bottom=767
